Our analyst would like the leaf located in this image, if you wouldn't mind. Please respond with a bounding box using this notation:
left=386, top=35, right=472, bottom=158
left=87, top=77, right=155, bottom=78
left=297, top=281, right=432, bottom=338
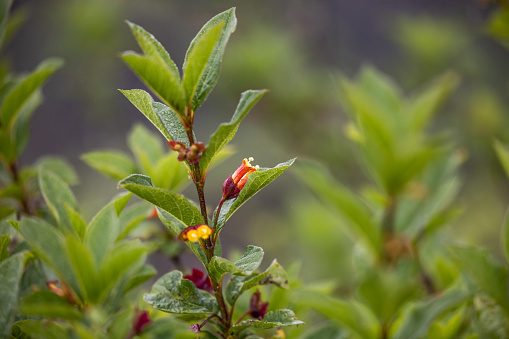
left=81, top=150, right=136, bottom=181
left=391, top=287, right=471, bottom=339
left=10, top=90, right=42, bottom=157
left=125, top=264, right=157, bottom=292
left=84, top=193, right=130, bottom=267
left=0, top=233, right=9, bottom=262
left=127, top=123, right=163, bottom=176
left=10, top=319, right=68, bottom=339
left=37, top=156, right=78, bottom=185
left=0, top=58, right=63, bottom=130
left=38, top=167, right=78, bottom=234
left=231, top=309, right=304, bottom=335
left=450, top=245, right=509, bottom=313
left=143, top=270, right=218, bottom=314
left=200, top=90, right=267, bottom=176
left=121, top=52, right=186, bottom=115
left=64, top=204, right=86, bottom=240
left=120, top=89, right=189, bottom=145
left=503, top=209, right=509, bottom=265
left=215, top=159, right=295, bottom=232
left=118, top=174, right=203, bottom=227
left=208, top=256, right=241, bottom=282
left=15, top=218, right=82, bottom=299
left=125, top=21, right=180, bottom=79
left=183, top=8, right=237, bottom=111
left=151, top=153, right=189, bottom=191
left=226, top=260, right=289, bottom=306
left=234, top=245, right=264, bottom=275
left=19, top=291, right=82, bottom=320
left=0, top=0, right=12, bottom=48
left=295, top=160, right=381, bottom=254
left=0, top=250, right=33, bottom=337
left=117, top=201, right=152, bottom=240
left=297, top=290, right=379, bottom=339
left=494, top=139, right=509, bottom=180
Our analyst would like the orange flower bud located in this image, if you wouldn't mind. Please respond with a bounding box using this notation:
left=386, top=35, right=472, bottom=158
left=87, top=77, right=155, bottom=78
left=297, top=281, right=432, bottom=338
left=177, top=224, right=213, bottom=242
left=222, top=158, right=259, bottom=199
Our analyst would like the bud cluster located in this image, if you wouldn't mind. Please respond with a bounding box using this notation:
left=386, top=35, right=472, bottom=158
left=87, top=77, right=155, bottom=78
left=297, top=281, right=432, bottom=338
left=168, top=141, right=205, bottom=164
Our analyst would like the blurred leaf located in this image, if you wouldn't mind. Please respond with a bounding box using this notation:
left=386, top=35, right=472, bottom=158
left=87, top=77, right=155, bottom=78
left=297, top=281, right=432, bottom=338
left=125, top=264, right=156, bottom=292
left=503, top=210, right=509, bottom=265
left=151, top=153, right=189, bottom=191
left=428, top=306, right=465, bottom=339
left=38, top=167, right=77, bottom=234
left=118, top=174, right=204, bottom=227
left=84, top=193, right=130, bottom=267
left=297, top=290, right=379, bottom=339
left=117, top=201, right=152, bottom=240
left=200, top=90, right=267, bottom=177
left=120, top=89, right=189, bottom=145
left=450, top=245, right=509, bottom=314
left=0, top=0, right=12, bottom=48
left=392, top=287, right=471, bottom=339
left=231, top=309, right=303, bottom=335
left=235, top=245, right=264, bottom=275
left=208, top=256, right=241, bottom=282
left=486, top=8, right=509, bottom=50
left=11, top=319, right=67, bottom=339
left=10, top=90, right=42, bottom=157
left=494, top=139, right=509, bottom=180
left=64, top=205, right=86, bottom=241
left=0, top=234, right=9, bottom=262
left=37, top=156, right=78, bottom=186
left=15, top=218, right=82, bottom=299
left=19, top=291, right=81, bottom=320
left=183, top=8, right=236, bottom=111
left=0, top=250, right=33, bottom=337
left=0, top=58, right=63, bottom=130
left=144, top=270, right=218, bottom=314
left=296, top=160, right=381, bottom=255
left=125, top=21, right=180, bottom=79
left=226, top=260, right=289, bottom=306
left=127, top=123, right=163, bottom=176
left=81, top=150, right=136, bottom=181
left=214, top=158, right=295, bottom=233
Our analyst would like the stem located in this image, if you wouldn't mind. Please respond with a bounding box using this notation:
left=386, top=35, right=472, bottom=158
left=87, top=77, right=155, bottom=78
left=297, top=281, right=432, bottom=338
left=234, top=310, right=251, bottom=326
left=212, top=278, right=231, bottom=334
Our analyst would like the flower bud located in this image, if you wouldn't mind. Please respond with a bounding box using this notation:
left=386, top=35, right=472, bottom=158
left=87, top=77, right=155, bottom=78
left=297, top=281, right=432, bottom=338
left=222, top=158, right=259, bottom=199
left=177, top=224, right=213, bottom=242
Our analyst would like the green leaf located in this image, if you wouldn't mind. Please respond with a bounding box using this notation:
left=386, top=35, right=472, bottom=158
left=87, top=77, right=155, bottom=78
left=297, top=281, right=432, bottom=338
left=127, top=123, right=163, bottom=176
left=200, top=90, right=267, bottom=176
left=231, top=309, right=303, bottom=335
left=10, top=90, right=42, bottom=157
left=183, top=8, right=237, bottom=111
left=152, top=153, right=189, bottom=191
left=0, top=58, right=63, bottom=130
left=120, top=89, right=189, bottom=145
left=125, top=264, right=157, bottom=292
left=144, top=270, right=218, bottom=314
left=16, top=218, right=82, bottom=299
left=208, top=256, right=241, bottom=282
left=37, top=156, right=78, bottom=186
left=503, top=209, right=509, bottom=265
left=494, top=139, right=509, bottom=180
left=38, top=167, right=77, bottom=234
left=450, top=245, right=509, bottom=313
left=64, top=205, right=86, bottom=241
left=226, top=260, right=289, bottom=306
left=0, top=234, right=9, bottom=262
left=118, top=174, right=203, bottom=227
left=125, top=21, right=180, bottom=79
left=81, top=150, right=136, bottom=181
left=235, top=245, right=264, bottom=275
left=117, top=201, right=152, bottom=240
left=0, top=250, right=33, bottom=337
left=121, top=52, right=186, bottom=115
left=0, top=0, right=12, bottom=48
left=392, top=287, right=471, bottom=339
left=297, top=290, right=379, bottom=339
left=11, top=319, right=68, bottom=339
left=295, top=160, right=381, bottom=254
left=215, top=158, right=295, bottom=233
left=19, top=291, right=82, bottom=320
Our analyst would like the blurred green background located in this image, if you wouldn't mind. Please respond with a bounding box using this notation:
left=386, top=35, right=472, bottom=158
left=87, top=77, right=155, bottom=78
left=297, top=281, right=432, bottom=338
left=5, top=0, right=509, bottom=282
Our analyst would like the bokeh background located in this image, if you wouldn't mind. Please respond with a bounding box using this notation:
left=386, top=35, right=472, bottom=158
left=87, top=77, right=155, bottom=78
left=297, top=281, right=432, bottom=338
left=5, top=0, right=509, bottom=282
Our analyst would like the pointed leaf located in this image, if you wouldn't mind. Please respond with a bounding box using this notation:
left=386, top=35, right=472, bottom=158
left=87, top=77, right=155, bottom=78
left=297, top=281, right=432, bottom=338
left=126, top=264, right=157, bottom=292
left=231, top=309, right=303, bottom=335
left=0, top=250, right=33, bottom=336
left=450, top=245, right=509, bottom=313
left=10, top=90, right=42, bottom=157
left=235, top=245, right=264, bottom=275
left=152, top=153, right=189, bottom=191
left=215, top=158, right=295, bottom=232
left=0, top=58, right=63, bottom=130
left=226, top=260, right=289, bottom=306
left=38, top=167, right=77, bottom=234
left=81, top=150, right=136, bottom=181
left=183, top=8, right=237, bottom=111
left=126, top=21, right=180, bottom=79
left=19, top=291, right=82, bottom=320
left=118, top=174, right=203, bottom=227
left=64, top=205, right=86, bottom=241
left=208, top=256, right=241, bottom=282
left=127, top=123, right=164, bottom=176
left=37, top=156, right=78, bottom=186
left=121, top=52, right=186, bottom=115
left=144, top=270, right=218, bottom=314
left=200, top=89, right=267, bottom=176
left=120, top=89, right=189, bottom=145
